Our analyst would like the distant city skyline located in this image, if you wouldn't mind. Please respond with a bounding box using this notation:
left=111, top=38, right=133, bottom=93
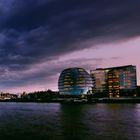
left=0, top=0, right=140, bottom=93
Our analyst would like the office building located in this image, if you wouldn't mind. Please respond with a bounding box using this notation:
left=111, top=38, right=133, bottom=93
left=90, top=69, right=107, bottom=97
left=90, top=65, right=137, bottom=97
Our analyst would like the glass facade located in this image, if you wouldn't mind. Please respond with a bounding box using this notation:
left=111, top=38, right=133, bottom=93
left=107, top=70, right=120, bottom=97
left=90, top=69, right=106, bottom=93
left=90, top=65, right=137, bottom=97
left=58, top=68, right=93, bottom=95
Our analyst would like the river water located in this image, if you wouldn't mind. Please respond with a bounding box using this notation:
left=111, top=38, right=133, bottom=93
left=0, top=102, right=140, bottom=140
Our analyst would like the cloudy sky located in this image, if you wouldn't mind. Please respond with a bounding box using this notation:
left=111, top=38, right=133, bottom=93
left=0, top=0, right=140, bottom=93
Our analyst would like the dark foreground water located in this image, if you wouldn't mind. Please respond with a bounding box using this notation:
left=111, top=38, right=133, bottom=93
left=0, top=103, right=140, bottom=140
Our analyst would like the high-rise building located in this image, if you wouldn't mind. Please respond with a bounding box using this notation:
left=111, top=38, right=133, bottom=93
left=90, top=65, right=137, bottom=97
left=58, top=68, right=93, bottom=95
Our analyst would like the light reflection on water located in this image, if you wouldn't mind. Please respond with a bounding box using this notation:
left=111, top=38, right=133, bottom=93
left=0, top=103, right=139, bottom=140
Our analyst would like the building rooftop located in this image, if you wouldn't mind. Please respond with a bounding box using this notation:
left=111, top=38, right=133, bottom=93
left=96, top=65, right=136, bottom=70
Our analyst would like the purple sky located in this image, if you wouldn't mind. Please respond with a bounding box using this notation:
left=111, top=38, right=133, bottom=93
left=0, top=0, right=140, bottom=93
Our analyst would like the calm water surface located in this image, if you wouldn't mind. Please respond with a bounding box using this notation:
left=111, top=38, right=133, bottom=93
left=0, top=102, right=139, bottom=140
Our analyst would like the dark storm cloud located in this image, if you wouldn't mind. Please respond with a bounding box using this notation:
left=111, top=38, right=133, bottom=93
left=0, top=0, right=140, bottom=91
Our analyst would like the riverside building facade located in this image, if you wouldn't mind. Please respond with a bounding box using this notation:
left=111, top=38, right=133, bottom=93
left=58, top=68, right=93, bottom=95
left=90, top=65, right=137, bottom=97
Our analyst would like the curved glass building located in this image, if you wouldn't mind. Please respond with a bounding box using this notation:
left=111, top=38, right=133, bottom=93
left=58, top=68, right=93, bottom=95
